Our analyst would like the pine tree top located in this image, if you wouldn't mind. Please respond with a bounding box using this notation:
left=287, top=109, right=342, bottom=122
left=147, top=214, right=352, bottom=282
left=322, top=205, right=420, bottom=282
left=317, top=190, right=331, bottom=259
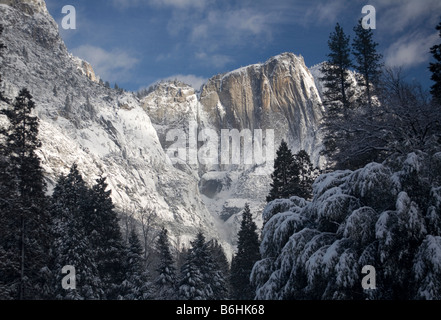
left=352, top=19, right=383, bottom=86
left=156, top=227, right=175, bottom=270
left=237, top=203, right=259, bottom=255
left=326, top=23, right=353, bottom=69
left=128, top=229, right=143, bottom=257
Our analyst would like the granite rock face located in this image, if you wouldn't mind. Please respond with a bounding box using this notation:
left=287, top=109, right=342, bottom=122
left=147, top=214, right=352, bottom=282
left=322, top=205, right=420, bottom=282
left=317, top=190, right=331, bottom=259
left=200, top=53, right=324, bottom=164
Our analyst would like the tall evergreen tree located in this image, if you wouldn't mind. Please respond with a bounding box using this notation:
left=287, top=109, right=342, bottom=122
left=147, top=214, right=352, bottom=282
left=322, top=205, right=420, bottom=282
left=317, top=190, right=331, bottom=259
left=119, top=229, right=151, bottom=300
left=352, top=19, right=383, bottom=108
left=178, top=232, right=213, bottom=300
left=291, top=150, right=318, bottom=200
left=266, top=140, right=298, bottom=202
left=0, top=89, right=51, bottom=300
left=230, top=203, right=260, bottom=300
left=320, top=23, right=354, bottom=112
left=51, top=165, right=104, bottom=300
left=206, top=239, right=229, bottom=300
left=321, top=20, right=384, bottom=170
left=429, top=20, right=441, bottom=104
left=88, top=176, right=125, bottom=299
left=155, top=227, right=177, bottom=300
left=320, top=23, right=355, bottom=168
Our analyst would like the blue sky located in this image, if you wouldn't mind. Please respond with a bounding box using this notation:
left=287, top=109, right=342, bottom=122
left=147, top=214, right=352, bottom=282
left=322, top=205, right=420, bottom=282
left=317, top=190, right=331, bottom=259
left=44, top=0, right=441, bottom=92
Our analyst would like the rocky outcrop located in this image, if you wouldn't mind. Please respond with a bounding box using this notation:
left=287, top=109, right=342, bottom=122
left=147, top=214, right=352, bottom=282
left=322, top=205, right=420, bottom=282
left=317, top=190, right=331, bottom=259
left=0, top=0, right=48, bottom=15
left=141, top=80, right=199, bottom=130
left=74, top=58, right=99, bottom=83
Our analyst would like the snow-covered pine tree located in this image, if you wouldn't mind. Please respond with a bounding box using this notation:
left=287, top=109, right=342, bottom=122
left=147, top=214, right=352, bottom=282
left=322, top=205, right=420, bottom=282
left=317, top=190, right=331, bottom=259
left=352, top=19, right=383, bottom=109
left=154, top=227, right=177, bottom=300
left=0, top=89, right=51, bottom=300
left=119, top=229, right=152, bottom=300
left=413, top=235, right=441, bottom=299
left=429, top=19, right=441, bottom=104
left=266, top=140, right=298, bottom=203
left=207, top=240, right=230, bottom=281
left=51, top=165, right=104, bottom=300
left=252, top=151, right=441, bottom=300
left=178, top=257, right=204, bottom=300
left=52, top=210, right=103, bottom=300
left=88, top=176, right=125, bottom=299
left=230, top=203, right=260, bottom=300
left=205, top=239, right=229, bottom=300
left=178, top=232, right=213, bottom=300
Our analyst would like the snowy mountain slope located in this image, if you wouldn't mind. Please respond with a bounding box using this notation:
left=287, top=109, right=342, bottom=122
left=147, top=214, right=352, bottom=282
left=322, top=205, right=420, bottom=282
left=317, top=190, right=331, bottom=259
left=0, top=0, right=330, bottom=255
left=0, top=1, right=223, bottom=250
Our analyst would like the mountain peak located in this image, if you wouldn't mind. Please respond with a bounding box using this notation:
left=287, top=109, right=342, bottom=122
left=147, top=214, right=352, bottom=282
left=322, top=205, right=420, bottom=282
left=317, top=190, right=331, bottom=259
left=0, top=0, right=48, bottom=15
left=218, top=52, right=307, bottom=81
left=271, top=52, right=305, bottom=64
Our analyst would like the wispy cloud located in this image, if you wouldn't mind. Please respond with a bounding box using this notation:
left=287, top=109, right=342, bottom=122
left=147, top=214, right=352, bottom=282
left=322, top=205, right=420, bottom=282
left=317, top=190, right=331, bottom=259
left=111, top=0, right=147, bottom=9
left=72, top=45, right=140, bottom=83
left=149, top=0, right=208, bottom=9
left=111, top=0, right=207, bottom=9
left=384, top=31, right=438, bottom=68
left=158, top=4, right=277, bottom=69
left=374, top=0, right=441, bottom=69
left=304, top=0, right=347, bottom=26
left=375, top=0, right=441, bottom=34
left=195, top=52, right=233, bottom=69
left=187, top=8, right=273, bottom=44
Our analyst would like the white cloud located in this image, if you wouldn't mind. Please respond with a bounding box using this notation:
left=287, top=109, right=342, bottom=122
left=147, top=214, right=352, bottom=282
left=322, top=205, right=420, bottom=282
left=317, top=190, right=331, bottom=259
left=384, top=31, right=439, bottom=68
left=111, top=0, right=147, bottom=9
left=155, top=52, right=172, bottom=62
left=225, top=9, right=272, bottom=39
left=149, top=0, right=207, bottom=9
left=196, top=52, right=233, bottom=68
left=182, top=7, right=274, bottom=51
left=304, top=0, right=346, bottom=26
left=375, top=0, right=441, bottom=34
left=112, top=0, right=206, bottom=9
left=72, top=45, right=139, bottom=83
